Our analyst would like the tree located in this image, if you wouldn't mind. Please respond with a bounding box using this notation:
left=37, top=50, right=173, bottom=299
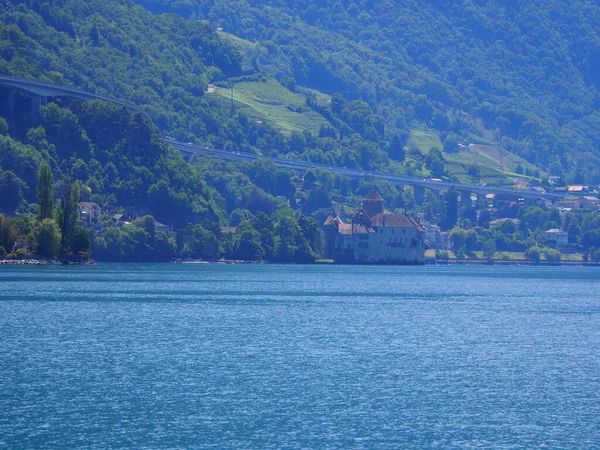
left=441, top=187, right=458, bottom=230
left=449, top=227, right=467, bottom=252
left=425, top=147, right=445, bottom=178
left=482, top=238, right=496, bottom=260
left=544, top=248, right=561, bottom=264
left=251, top=212, right=276, bottom=260
left=36, top=163, right=54, bottom=221
left=388, top=132, right=408, bottom=162
left=182, top=225, right=219, bottom=260
left=0, top=216, right=19, bottom=255
left=236, top=223, right=264, bottom=261
left=71, top=225, right=91, bottom=255
left=465, top=229, right=478, bottom=252
left=525, top=245, right=541, bottom=264
left=443, top=133, right=459, bottom=153
left=331, top=93, right=345, bottom=115
left=58, top=180, right=80, bottom=254
left=0, top=118, right=8, bottom=135
left=35, top=218, right=62, bottom=259
left=0, top=171, right=25, bottom=214
left=477, top=209, right=492, bottom=228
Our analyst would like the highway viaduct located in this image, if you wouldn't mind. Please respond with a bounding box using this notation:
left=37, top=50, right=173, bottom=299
left=170, top=141, right=562, bottom=203
left=1, top=74, right=562, bottom=204
left=0, top=74, right=153, bottom=124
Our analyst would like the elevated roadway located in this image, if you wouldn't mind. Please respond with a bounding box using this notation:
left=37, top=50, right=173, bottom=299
left=169, top=140, right=562, bottom=201
left=0, top=73, right=561, bottom=201
left=0, top=74, right=153, bottom=124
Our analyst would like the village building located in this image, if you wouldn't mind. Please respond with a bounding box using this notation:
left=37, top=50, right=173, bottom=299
left=555, top=198, right=581, bottom=209
left=420, top=220, right=451, bottom=250
left=579, top=196, right=600, bottom=210
left=78, top=202, right=101, bottom=226
left=544, top=228, right=569, bottom=247
left=323, top=190, right=425, bottom=264
left=113, top=212, right=172, bottom=232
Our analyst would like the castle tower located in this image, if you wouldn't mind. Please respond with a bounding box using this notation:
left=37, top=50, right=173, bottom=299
left=361, top=190, right=384, bottom=218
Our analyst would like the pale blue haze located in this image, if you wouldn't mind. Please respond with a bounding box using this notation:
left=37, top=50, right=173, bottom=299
left=1, top=264, right=599, bottom=449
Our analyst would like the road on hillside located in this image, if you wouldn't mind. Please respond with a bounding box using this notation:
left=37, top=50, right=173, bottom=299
left=0, top=73, right=561, bottom=200
left=168, top=140, right=562, bottom=200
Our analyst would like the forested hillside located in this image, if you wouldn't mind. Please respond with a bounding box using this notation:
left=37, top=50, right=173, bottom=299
left=3, top=0, right=600, bottom=263
left=137, top=0, right=600, bottom=184
left=1, top=0, right=416, bottom=178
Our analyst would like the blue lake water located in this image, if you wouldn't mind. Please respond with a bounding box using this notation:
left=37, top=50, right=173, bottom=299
left=1, top=263, right=600, bottom=449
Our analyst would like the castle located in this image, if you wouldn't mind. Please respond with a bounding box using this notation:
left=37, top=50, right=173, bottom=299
left=323, top=190, right=425, bottom=264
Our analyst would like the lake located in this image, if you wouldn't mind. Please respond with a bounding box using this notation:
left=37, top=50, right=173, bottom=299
left=1, top=264, right=599, bottom=448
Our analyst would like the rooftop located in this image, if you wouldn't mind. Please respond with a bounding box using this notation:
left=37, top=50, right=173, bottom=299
left=363, top=190, right=384, bottom=202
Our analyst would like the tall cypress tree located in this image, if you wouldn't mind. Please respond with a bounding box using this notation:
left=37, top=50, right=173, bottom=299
left=59, top=180, right=80, bottom=254
left=442, top=187, right=458, bottom=231
left=36, top=163, right=54, bottom=221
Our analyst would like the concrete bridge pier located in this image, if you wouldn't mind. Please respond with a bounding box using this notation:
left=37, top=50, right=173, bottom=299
left=414, top=185, right=425, bottom=205
left=31, top=94, right=47, bottom=116
left=4, top=89, right=14, bottom=118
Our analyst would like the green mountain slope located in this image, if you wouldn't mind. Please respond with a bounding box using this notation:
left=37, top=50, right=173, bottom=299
left=135, top=0, right=600, bottom=184
left=0, top=1, right=396, bottom=178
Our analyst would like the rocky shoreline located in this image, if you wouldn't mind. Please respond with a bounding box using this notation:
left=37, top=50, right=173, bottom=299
left=0, top=258, right=93, bottom=265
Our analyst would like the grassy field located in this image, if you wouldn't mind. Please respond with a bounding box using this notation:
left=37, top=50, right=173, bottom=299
left=211, top=78, right=330, bottom=135
left=409, top=129, right=544, bottom=186
left=409, top=130, right=442, bottom=154
left=425, top=249, right=584, bottom=262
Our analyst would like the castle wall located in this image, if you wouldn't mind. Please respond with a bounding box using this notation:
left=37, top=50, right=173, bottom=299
left=328, top=226, right=424, bottom=264
left=366, top=226, right=424, bottom=264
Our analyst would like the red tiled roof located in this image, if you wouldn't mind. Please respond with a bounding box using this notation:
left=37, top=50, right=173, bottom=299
left=337, top=223, right=374, bottom=235
left=363, top=190, right=384, bottom=202
left=370, top=212, right=420, bottom=229
left=79, top=202, right=101, bottom=210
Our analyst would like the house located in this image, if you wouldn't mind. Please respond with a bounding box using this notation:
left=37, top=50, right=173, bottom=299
left=557, top=207, right=573, bottom=217
left=323, top=190, right=425, bottom=264
left=154, top=221, right=171, bottom=232
left=548, top=176, right=561, bottom=185
left=567, top=185, right=586, bottom=193
left=114, top=213, right=171, bottom=232
left=113, top=213, right=127, bottom=226
left=78, top=202, right=101, bottom=226
left=579, top=196, right=600, bottom=209
left=555, top=198, right=581, bottom=209
left=420, top=220, right=450, bottom=250
left=544, top=228, right=568, bottom=247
